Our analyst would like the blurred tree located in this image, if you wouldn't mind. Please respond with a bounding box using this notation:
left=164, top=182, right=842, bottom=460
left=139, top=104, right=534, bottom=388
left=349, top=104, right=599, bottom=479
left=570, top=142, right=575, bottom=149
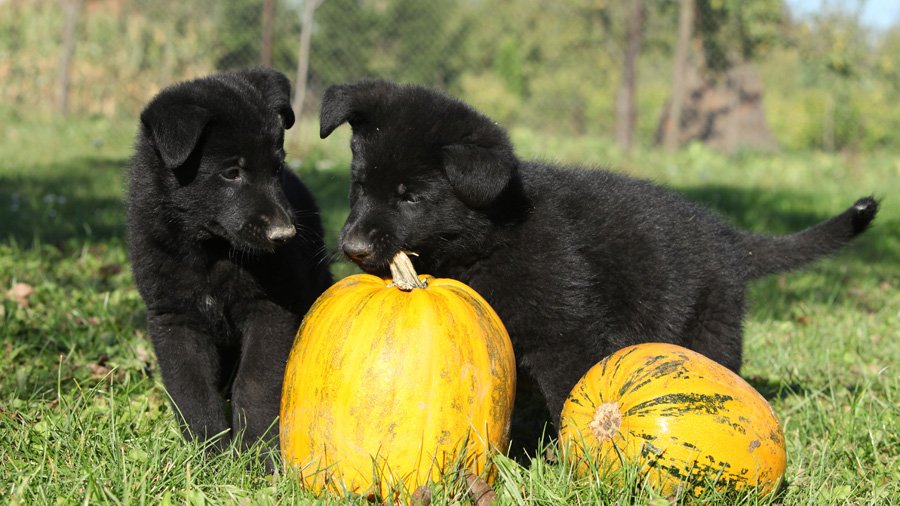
left=657, top=0, right=781, bottom=153
left=217, top=0, right=262, bottom=70
left=493, top=37, right=526, bottom=98
left=216, top=0, right=298, bottom=72
left=261, top=0, right=275, bottom=66
left=56, top=0, right=83, bottom=116
left=787, top=4, right=878, bottom=151
left=309, top=0, right=380, bottom=86
left=615, top=0, right=644, bottom=151
left=308, top=0, right=459, bottom=89
left=292, top=0, right=323, bottom=129
left=455, top=0, right=623, bottom=135
left=380, top=0, right=458, bottom=86
left=662, top=0, right=692, bottom=151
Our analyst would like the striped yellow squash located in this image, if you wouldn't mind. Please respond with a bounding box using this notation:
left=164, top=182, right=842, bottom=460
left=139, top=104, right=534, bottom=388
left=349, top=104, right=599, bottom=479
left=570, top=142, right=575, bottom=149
left=280, top=253, right=515, bottom=499
left=559, top=343, right=786, bottom=497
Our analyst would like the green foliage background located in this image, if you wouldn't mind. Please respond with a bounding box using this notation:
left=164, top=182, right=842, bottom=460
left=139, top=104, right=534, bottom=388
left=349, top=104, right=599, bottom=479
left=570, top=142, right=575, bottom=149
left=3, top=0, right=900, bottom=150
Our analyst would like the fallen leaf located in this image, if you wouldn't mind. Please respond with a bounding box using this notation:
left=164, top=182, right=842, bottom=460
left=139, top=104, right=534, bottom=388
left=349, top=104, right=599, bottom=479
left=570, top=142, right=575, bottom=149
left=544, top=445, right=558, bottom=464
left=74, top=315, right=101, bottom=326
left=88, top=355, right=112, bottom=377
left=98, top=264, right=122, bottom=276
left=465, top=473, right=495, bottom=506
left=88, top=363, right=112, bottom=377
left=6, top=282, right=34, bottom=308
left=411, top=486, right=432, bottom=506
left=135, top=346, right=151, bottom=365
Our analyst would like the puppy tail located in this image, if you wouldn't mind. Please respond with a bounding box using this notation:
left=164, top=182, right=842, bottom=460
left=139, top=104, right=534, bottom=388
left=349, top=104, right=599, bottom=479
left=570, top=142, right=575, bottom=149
left=742, top=196, right=878, bottom=279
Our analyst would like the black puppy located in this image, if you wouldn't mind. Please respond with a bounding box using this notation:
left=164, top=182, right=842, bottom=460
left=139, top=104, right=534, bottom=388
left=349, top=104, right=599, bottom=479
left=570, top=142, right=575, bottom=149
left=127, top=68, right=332, bottom=456
left=319, top=79, right=878, bottom=437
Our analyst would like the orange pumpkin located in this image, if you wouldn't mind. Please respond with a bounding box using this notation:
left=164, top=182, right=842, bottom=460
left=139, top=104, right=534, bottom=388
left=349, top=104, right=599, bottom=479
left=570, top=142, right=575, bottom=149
left=280, top=252, right=516, bottom=499
left=559, top=343, right=786, bottom=497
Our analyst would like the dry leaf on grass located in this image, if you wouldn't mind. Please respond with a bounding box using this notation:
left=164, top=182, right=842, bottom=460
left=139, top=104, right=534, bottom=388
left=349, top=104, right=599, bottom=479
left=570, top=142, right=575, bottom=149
left=98, top=264, right=122, bottom=276
left=410, top=486, right=431, bottom=506
left=6, top=282, right=35, bottom=308
left=465, top=473, right=495, bottom=506
left=88, top=354, right=112, bottom=378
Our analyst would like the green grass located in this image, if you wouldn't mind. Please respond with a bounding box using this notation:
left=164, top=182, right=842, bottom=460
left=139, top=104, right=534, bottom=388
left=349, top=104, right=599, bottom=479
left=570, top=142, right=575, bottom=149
left=1, top=113, right=897, bottom=505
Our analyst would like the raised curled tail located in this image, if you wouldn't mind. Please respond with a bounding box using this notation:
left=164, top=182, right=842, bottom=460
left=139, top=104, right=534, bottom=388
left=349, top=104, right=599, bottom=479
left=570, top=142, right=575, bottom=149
left=743, top=196, right=878, bottom=279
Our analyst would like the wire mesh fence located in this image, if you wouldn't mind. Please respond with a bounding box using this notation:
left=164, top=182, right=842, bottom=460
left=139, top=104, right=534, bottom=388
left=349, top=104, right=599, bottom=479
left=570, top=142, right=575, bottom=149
left=3, top=0, right=899, bottom=152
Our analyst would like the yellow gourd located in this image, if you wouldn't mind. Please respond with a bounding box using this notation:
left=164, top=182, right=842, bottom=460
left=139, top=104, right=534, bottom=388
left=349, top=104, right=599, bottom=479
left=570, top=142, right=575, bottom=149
left=559, top=343, right=786, bottom=497
left=280, top=252, right=516, bottom=499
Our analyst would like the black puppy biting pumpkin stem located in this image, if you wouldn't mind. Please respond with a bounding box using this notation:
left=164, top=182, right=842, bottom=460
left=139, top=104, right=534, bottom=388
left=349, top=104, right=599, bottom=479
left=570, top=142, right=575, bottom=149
left=127, top=68, right=332, bottom=463
left=319, top=79, right=878, bottom=447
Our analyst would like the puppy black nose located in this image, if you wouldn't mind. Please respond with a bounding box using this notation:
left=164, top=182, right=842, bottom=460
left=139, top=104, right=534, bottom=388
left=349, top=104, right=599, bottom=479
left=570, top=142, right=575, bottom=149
left=342, top=236, right=373, bottom=262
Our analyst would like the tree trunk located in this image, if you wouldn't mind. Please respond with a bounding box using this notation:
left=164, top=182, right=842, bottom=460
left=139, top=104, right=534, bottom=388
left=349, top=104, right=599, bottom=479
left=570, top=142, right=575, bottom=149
left=291, top=0, right=322, bottom=137
left=615, top=0, right=644, bottom=151
left=663, top=0, right=694, bottom=151
left=56, top=0, right=83, bottom=116
left=823, top=94, right=835, bottom=152
left=261, top=0, right=276, bottom=66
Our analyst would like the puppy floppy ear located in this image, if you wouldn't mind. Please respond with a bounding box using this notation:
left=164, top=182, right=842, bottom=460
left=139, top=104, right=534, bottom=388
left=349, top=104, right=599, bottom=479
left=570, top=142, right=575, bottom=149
left=319, top=83, right=357, bottom=139
left=443, top=143, right=516, bottom=208
left=240, top=67, right=295, bottom=129
left=140, top=102, right=211, bottom=169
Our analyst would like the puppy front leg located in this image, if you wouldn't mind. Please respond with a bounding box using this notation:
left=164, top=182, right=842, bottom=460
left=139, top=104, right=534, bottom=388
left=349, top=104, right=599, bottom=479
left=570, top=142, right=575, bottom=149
left=147, top=313, right=231, bottom=449
left=527, top=346, right=601, bottom=431
left=230, top=302, right=298, bottom=454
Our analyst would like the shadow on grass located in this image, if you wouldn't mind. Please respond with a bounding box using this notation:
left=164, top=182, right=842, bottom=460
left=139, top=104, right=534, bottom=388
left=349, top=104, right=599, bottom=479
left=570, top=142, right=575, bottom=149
left=680, top=184, right=895, bottom=319
left=679, top=184, right=895, bottom=268
left=0, top=157, right=352, bottom=250
left=0, top=156, right=128, bottom=245
left=744, top=376, right=811, bottom=401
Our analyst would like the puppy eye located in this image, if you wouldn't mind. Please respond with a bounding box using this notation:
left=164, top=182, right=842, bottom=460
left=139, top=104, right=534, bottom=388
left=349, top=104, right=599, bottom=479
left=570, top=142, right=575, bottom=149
left=220, top=167, right=242, bottom=182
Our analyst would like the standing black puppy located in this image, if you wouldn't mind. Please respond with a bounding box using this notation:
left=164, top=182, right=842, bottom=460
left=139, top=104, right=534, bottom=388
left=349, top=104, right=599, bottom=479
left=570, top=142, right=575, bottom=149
left=319, top=80, right=878, bottom=440
left=127, top=68, right=332, bottom=455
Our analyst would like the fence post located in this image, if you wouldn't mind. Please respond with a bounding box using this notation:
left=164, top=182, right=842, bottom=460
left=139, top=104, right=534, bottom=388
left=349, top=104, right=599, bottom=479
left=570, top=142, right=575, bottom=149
left=56, top=0, right=83, bottom=116
left=664, top=0, right=694, bottom=152
left=291, top=0, right=323, bottom=142
left=615, top=0, right=644, bottom=152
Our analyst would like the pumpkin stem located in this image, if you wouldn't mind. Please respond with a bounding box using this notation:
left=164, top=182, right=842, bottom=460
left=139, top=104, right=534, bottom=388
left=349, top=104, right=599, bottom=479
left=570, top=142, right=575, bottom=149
left=589, top=402, right=623, bottom=443
left=389, top=251, right=428, bottom=291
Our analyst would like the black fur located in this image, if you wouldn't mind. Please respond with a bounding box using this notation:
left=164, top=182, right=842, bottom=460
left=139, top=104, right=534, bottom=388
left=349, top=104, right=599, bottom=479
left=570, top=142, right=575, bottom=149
left=320, top=79, right=878, bottom=442
left=127, top=68, right=332, bottom=457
